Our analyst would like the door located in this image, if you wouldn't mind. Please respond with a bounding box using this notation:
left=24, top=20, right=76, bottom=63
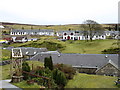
left=67, top=36, right=70, bottom=40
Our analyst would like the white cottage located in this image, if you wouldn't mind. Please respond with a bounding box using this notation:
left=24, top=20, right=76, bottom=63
left=57, top=30, right=106, bottom=40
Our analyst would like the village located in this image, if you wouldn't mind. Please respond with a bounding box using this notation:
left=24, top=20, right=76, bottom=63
left=0, top=22, right=120, bottom=89
left=1, top=0, right=120, bottom=89
left=0, top=27, right=120, bottom=43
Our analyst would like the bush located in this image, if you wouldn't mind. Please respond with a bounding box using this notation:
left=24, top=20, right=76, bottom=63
left=52, top=69, right=67, bottom=88
left=34, top=67, right=57, bottom=88
left=102, top=47, right=120, bottom=54
left=44, top=56, right=53, bottom=70
left=20, top=41, right=65, bottom=51
left=22, top=62, right=30, bottom=80
left=54, top=64, right=76, bottom=79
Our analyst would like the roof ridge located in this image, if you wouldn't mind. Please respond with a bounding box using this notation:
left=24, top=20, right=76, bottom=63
left=108, top=59, right=118, bottom=68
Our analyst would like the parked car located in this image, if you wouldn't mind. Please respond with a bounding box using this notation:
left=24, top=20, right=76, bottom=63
left=0, top=40, right=9, bottom=44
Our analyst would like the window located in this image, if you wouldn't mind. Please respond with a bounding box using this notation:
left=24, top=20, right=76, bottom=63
left=26, top=51, right=29, bottom=54
left=34, top=51, right=37, bottom=54
left=71, top=37, right=73, bottom=39
left=64, top=33, right=67, bottom=35
left=71, top=33, right=73, bottom=35
left=35, top=32, right=37, bottom=35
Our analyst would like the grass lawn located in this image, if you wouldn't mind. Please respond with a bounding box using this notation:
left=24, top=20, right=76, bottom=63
left=61, top=39, right=118, bottom=54
left=12, top=81, right=43, bottom=89
left=65, top=73, right=120, bottom=88
left=1, top=61, right=44, bottom=80
left=1, top=49, right=11, bottom=61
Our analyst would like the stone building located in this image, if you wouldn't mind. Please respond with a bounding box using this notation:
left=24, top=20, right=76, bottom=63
left=30, top=53, right=119, bottom=76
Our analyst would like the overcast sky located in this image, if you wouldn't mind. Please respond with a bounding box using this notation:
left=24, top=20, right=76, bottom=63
left=0, top=0, right=119, bottom=25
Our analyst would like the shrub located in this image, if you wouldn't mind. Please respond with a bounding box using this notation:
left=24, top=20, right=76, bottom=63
left=54, top=64, right=76, bottom=79
left=44, top=56, right=53, bottom=70
left=22, top=61, right=30, bottom=80
left=52, top=69, right=67, bottom=88
left=27, top=80, right=34, bottom=85
left=34, top=67, right=57, bottom=88
left=102, top=47, right=120, bottom=54
left=20, top=41, right=65, bottom=51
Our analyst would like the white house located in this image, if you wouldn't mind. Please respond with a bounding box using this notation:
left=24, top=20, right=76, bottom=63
left=12, top=37, right=28, bottom=43
left=10, top=29, right=54, bottom=36
left=104, top=31, right=119, bottom=39
left=57, top=30, right=106, bottom=40
left=104, top=31, right=119, bottom=36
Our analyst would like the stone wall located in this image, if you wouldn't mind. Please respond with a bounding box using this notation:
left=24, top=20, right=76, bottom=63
left=96, top=63, right=120, bottom=76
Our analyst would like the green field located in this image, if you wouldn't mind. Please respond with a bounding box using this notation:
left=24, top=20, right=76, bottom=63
left=65, top=73, right=120, bottom=88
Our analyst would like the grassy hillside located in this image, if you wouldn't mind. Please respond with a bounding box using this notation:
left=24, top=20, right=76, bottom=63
left=1, top=38, right=118, bottom=62
left=62, top=39, right=118, bottom=54
left=8, top=39, right=118, bottom=54
left=2, top=22, right=114, bottom=34
left=65, top=73, right=120, bottom=88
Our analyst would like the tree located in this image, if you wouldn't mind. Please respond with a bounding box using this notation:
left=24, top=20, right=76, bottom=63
left=22, top=62, right=30, bottom=80
left=44, top=57, right=49, bottom=68
left=81, top=20, right=104, bottom=41
left=54, top=63, right=76, bottom=79
left=22, top=27, right=24, bottom=30
left=49, top=56, right=53, bottom=70
left=44, top=56, right=53, bottom=70
left=31, top=26, right=33, bottom=30
left=114, top=24, right=118, bottom=31
left=52, top=69, right=67, bottom=88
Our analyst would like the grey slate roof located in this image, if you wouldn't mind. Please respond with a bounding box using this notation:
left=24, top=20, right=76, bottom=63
left=104, top=31, right=119, bottom=35
left=57, top=30, right=106, bottom=36
left=5, top=47, right=48, bottom=56
left=21, top=48, right=47, bottom=56
left=30, top=53, right=119, bottom=69
left=58, top=30, right=120, bottom=36
left=11, top=29, right=54, bottom=32
left=30, top=51, right=59, bottom=60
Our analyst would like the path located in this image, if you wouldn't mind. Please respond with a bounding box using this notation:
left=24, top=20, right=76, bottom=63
left=0, top=79, right=22, bottom=90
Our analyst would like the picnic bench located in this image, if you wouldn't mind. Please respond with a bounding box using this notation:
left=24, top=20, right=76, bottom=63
left=115, top=78, right=120, bottom=85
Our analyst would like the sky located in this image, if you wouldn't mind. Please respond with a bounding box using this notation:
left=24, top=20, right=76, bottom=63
left=0, top=0, right=119, bottom=25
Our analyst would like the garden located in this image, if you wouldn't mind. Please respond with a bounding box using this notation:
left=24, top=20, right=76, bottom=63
left=12, top=56, right=76, bottom=89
